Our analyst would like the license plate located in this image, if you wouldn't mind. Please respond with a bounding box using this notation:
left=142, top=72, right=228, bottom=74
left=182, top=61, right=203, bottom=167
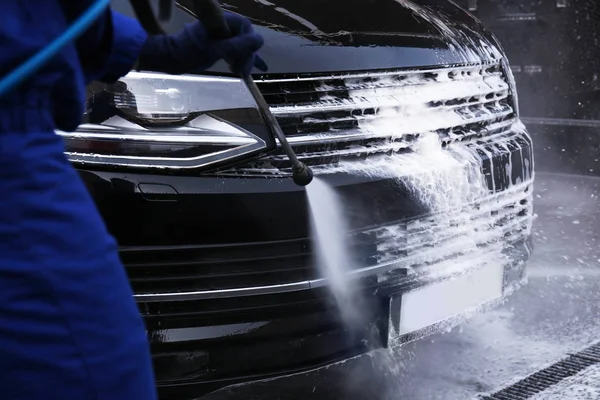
left=395, top=264, right=505, bottom=335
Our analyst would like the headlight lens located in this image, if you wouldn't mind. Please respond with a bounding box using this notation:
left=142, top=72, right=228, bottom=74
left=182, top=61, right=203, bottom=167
left=58, top=71, right=274, bottom=169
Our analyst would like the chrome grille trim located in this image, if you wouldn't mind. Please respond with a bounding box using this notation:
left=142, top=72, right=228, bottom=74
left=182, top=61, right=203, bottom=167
left=254, top=64, right=502, bottom=83
left=220, top=63, right=515, bottom=176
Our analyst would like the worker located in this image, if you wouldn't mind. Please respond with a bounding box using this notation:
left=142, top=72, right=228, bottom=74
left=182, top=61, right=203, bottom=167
left=0, top=2, right=266, bottom=399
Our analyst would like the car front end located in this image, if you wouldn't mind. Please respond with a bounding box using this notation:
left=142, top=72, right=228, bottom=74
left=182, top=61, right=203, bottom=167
left=66, top=1, right=534, bottom=398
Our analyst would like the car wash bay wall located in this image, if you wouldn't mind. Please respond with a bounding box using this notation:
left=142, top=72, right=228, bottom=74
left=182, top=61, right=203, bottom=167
left=455, top=0, right=600, bottom=177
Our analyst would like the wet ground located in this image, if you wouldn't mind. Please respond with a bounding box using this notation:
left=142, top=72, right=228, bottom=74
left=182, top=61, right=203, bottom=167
left=202, top=171, right=600, bottom=400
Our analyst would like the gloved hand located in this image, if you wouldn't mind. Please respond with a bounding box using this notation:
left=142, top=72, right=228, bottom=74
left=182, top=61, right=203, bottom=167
left=136, top=11, right=267, bottom=77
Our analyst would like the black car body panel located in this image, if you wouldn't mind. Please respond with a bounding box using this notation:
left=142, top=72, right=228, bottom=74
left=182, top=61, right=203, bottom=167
left=73, top=1, right=536, bottom=398
left=111, top=0, right=506, bottom=74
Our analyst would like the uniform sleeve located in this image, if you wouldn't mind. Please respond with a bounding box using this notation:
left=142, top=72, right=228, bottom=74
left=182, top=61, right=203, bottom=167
left=99, top=10, right=148, bottom=82
left=76, top=9, right=148, bottom=84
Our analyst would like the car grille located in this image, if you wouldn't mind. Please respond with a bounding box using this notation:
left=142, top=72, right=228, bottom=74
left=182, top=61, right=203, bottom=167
left=217, top=62, right=515, bottom=176
left=125, top=177, right=533, bottom=301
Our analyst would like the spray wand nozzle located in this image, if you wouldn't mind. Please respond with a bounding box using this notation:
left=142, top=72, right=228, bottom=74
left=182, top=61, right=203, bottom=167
left=191, top=0, right=314, bottom=187
left=292, top=162, right=314, bottom=186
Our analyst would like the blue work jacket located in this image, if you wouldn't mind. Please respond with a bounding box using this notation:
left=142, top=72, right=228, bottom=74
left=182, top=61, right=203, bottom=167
left=0, top=2, right=158, bottom=399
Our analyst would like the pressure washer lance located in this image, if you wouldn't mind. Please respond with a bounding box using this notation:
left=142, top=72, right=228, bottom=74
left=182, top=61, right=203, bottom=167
left=193, top=0, right=314, bottom=187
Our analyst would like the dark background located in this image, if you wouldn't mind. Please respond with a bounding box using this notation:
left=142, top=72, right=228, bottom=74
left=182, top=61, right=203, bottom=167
left=454, top=0, right=600, bottom=177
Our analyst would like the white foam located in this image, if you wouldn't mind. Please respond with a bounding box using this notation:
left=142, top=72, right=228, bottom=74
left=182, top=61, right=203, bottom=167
left=394, top=0, right=503, bottom=64
left=297, top=39, right=533, bottom=353
left=303, top=63, right=534, bottom=330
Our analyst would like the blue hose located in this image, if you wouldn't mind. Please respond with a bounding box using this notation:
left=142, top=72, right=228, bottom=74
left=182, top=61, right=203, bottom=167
left=0, top=0, right=111, bottom=98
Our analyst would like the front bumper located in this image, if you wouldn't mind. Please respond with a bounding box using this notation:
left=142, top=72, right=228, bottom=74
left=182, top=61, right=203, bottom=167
left=77, top=120, right=534, bottom=399
left=152, top=237, right=532, bottom=400
left=145, top=175, right=533, bottom=399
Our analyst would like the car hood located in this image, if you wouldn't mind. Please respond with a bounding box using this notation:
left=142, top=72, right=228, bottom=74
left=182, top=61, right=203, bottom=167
left=114, top=0, right=506, bottom=75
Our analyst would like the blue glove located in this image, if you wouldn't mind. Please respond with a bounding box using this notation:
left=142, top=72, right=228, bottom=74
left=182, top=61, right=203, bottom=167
left=137, top=11, right=267, bottom=77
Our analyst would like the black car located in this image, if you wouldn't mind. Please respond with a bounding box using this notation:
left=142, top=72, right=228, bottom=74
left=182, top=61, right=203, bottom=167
left=60, top=1, right=535, bottom=398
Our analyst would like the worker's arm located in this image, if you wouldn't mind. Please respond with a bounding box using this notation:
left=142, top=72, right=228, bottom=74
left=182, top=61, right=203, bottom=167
left=135, top=10, right=267, bottom=77
left=72, top=8, right=148, bottom=84
left=73, top=6, right=266, bottom=85
left=96, top=10, right=148, bottom=83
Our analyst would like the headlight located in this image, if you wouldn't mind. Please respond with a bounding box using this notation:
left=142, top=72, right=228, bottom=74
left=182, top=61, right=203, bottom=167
left=57, top=71, right=275, bottom=169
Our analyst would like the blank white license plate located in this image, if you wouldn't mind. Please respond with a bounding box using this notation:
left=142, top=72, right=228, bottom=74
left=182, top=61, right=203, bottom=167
left=398, top=264, right=505, bottom=335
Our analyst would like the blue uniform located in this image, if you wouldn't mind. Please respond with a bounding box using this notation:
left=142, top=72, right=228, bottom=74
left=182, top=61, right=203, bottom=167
left=0, top=2, right=156, bottom=399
